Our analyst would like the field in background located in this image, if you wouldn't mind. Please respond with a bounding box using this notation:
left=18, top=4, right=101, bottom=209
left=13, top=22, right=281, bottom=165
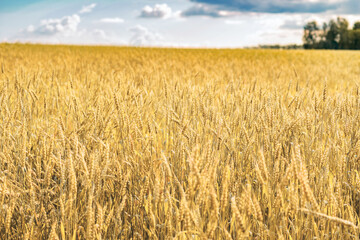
left=1, top=44, right=360, bottom=239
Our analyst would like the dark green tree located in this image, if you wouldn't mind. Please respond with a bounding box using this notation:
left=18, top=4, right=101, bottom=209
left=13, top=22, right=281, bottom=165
left=303, top=17, right=360, bottom=50
left=349, top=30, right=360, bottom=49
left=337, top=17, right=349, bottom=49
left=353, top=21, right=360, bottom=30
left=303, top=21, right=320, bottom=49
left=319, top=22, right=330, bottom=49
left=325, top=19, right=340, bottom=49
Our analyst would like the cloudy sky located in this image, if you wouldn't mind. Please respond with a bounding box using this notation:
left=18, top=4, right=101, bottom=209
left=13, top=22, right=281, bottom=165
left=1, top=0, right=360, bottom=47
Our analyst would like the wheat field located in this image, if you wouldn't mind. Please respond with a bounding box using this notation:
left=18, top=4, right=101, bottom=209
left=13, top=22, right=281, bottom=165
left=1, top=43, right=360, bottom=239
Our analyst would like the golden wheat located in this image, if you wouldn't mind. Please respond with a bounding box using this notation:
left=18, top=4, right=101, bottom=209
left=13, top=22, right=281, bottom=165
left=1, top=43, right=360, bottom=239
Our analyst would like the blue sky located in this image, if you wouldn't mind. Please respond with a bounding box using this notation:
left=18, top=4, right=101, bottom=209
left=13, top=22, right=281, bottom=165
left=1, top=0, right=360, bottom=47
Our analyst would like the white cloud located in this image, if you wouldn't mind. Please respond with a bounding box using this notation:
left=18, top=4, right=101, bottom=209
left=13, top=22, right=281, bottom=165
left=140, top=4, right=173, bottom=18
left=129, top=25, right=163, bottom=46
left=182, top=4, right=240, bottom=18
left=80, top=29, right=120, bottom=44
left=99, top=18, right=124, bottom=23
left=92, top=29, right=107, bottom=39
left=79, top=3, right=97, bottom=14
left=225, top=20, right=244, bottom=25
left=25, top=14, right=81, bottom=35
left=16, top=5, right=126, bottom=45
left=280, top=19, right=305, bottom=29
left=26, top=25, right=35, bottom=32
left=257, top=29, right=303, bottom=45
left=16, top=26, right=124, bottom=45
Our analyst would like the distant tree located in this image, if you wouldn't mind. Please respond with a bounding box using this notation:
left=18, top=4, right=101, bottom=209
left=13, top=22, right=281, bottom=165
left=349, top=30, right=360, bottom=49
left=337, top=17, right=349, bottom=49
left=325, top=19, right=340, bottom=49
left=353, top=21, right=360, bottom=30
left=303, top=17, right=360, bottom=50
left=303, top=21, right=320, bottom=49
left=258, top=44, right=302, bottom=49
left=319, top=22, right=329, bottom=49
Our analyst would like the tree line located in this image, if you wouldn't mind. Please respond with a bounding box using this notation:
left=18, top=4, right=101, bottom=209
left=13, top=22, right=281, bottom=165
left=304, top=17, right=360, bottom=49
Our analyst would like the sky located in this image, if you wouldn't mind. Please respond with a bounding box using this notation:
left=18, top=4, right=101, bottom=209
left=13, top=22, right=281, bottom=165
left=0, top=0, right=360, bottom=48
